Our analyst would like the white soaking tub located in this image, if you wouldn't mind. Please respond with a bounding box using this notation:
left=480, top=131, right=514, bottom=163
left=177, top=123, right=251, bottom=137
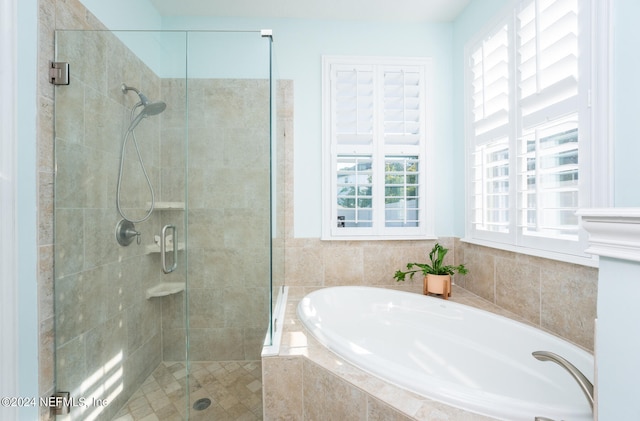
left=297, top=286, right=594, bottom=421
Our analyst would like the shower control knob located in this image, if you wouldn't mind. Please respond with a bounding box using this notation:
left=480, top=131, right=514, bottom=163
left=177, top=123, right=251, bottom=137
left=115, top=219, right=141, bottom=246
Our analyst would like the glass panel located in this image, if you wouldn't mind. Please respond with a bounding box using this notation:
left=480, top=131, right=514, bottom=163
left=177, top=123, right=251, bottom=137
left=336, top=155, right=373, bottom=228
left=520, top=115, right=579, bottom=239
left=54, top=29, right=277, bottom=420
left=54, top=29, right=189, bottom=420
left=271, top=47, right=288, bottom=348
left=185, top=30, right=272, bottom=419
left=384, top=156, right=419, bottom=227
left=472, top=138, right=510, bottom=233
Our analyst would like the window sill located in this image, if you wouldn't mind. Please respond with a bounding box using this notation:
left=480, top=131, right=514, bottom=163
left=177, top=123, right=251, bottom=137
left=321, top=234, right=438, bottom=241
left=460, top=237, right=599, bottom=268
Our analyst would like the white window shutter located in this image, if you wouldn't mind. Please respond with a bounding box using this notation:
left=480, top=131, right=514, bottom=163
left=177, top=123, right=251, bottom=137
left=323, top=56, right=433, bottom=240
left=383, top=67, right=422, bottom=146
left=465, top=0, right=599, bottom=260
left=517, top=0, right=579, bottom=126
left=333, top=66, right=375, bottom=149
left=471, top=24, right=510, bottom=144
left=469, top=23, right=512, bottom=241
left=517, top=0, right=581, bottom=244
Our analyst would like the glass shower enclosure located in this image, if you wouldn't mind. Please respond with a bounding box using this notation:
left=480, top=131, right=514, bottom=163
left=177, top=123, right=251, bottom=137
left=53, top=29, right=283, bottom=420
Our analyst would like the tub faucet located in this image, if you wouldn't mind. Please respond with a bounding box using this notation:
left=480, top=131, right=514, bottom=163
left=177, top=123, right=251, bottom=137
left=532, top=350, right=594, bottom=412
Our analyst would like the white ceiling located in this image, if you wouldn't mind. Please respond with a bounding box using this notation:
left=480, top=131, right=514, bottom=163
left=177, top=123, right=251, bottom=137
left=148, top=0, right=472, bottom=23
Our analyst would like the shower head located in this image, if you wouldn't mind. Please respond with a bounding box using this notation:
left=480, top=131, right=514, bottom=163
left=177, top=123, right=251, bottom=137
left=122, top=83, right=166, bottom=129
left=139, top=99, right=167, bottom=117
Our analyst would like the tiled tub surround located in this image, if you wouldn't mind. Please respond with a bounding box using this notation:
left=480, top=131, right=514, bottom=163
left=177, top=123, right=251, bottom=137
left=283, top=238, right=598, bottom=351
left=262, top=286, right=594, bottom=421
left=454, top=240, right=598, bottom=351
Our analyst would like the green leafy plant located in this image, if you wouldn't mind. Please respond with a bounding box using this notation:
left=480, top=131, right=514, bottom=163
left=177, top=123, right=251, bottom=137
left=393, top=243, right=468, bottom=282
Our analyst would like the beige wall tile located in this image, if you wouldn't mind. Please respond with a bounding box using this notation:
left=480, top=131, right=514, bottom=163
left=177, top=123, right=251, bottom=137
left=495, top=257, right=541, bottom=325
left=459, top=246, right=495, bottom=301
left=303, top=360, right=367, bottom=420
left=367, top=397, right=415, bottom=421
left=458, top=242, right=597, bottom=350
left=540, top=264, right=598, bottom=350
left=262, top=356, right=303, bottom=421
left=323, top=246, right=364, bottom=286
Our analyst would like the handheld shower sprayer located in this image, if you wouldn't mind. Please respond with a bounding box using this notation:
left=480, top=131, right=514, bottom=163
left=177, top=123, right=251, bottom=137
left=116, top=83, right=167, bottom=227
left=121, top=84, right=167, bottom=130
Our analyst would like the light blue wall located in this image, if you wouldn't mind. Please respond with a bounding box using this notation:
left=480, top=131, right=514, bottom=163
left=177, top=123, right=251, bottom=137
left=613, top=0, right=640, bottom=206
left=77, top=0, right=162, bottom=30
left=596, top=3, right=640, bottom=419
left=596, top=256, right=640, bottom=419
left=162, top=17, right=456, bottom=238
left=17, top=0, right=39, bottom=419
left=78, top=0, right=167, bottom=74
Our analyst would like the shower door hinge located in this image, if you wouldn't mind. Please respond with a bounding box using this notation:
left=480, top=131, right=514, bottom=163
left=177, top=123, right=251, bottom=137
left=47, top=391, right=71, bottom=416
left=49, top=61, right=70, bottom=85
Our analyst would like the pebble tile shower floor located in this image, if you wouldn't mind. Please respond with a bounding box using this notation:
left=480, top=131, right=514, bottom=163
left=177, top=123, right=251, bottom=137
left=113, top=361, right=263, bottom=421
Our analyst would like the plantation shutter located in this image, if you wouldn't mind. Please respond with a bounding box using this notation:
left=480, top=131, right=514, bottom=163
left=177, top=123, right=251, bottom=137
left=471, top=24, right=510, bottom=143
left=382, top=67, right=424, bottom=229
left=333, top=66, right=374, bottom=148
left=383, top=67, right=423, bottom=146
left=517, top=0, right=580, bottom=242
left=469, top=24, right=511, bottom=239
left=517, top=0, right=578, bottom=126
left=324, top=57, right=432, bottom=239
left=332, top=65, right=375, bottom=232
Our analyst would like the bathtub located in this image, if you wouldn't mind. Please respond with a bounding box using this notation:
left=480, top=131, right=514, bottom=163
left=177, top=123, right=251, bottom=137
left=297, top=286, right=594, bottom=421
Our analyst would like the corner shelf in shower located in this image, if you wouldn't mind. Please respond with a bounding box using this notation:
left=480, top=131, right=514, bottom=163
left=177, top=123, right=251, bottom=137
left=149, top=202, right=185, bottom=210
left=145, top=242, right=185, bottom=254
left=146, top=282, right=186, bottom=299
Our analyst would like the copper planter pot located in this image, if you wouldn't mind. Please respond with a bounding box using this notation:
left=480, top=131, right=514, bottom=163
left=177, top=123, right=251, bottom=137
left=423, top=274, right=451, bottom=299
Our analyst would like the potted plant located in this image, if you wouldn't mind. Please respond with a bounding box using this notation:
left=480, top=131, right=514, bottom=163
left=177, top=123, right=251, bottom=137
left=393, top=243, right=468, bottom=299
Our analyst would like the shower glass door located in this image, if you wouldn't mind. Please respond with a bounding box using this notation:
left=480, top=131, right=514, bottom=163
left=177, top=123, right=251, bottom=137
left=53, top=29, right=277, bottom=420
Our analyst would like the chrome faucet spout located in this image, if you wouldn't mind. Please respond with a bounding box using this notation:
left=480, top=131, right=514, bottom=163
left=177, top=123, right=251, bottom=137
left=532, top=350, right=594, bottom=411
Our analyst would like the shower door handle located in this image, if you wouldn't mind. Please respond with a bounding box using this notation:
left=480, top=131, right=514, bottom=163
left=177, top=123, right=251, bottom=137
left=161, top=224, right=178, bottom=274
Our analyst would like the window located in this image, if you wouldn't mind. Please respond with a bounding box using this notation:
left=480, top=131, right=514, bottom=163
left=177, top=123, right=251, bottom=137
left=465, top=0, right=609, bottom=261
left=322, top=56, right=434, bottom=240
